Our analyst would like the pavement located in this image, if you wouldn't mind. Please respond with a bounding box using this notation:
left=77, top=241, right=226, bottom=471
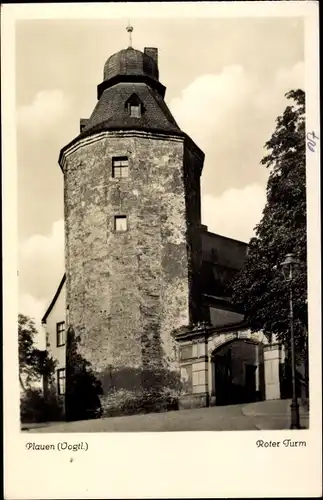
left=22, top=398, right=309, bottom=433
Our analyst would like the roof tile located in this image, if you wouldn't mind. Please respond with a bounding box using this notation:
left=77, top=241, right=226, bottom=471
left=81, top=82, right=181, bottom=136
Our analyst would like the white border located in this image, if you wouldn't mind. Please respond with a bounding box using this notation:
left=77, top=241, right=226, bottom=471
left=2, top=3, right=321, bottom=499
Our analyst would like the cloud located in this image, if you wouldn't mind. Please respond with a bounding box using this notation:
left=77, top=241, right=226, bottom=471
left=201, top=184, right=266, bottom=243
left=169, top=62, right=304, bottom=199
left=275, top=61, right=304, bottom=92
left=18, top=293, right=47, bottom=347
left=20, top=219, right=64, bottom=260
left=19, top=219, right=65, bottom=307
left=170, top=65, right=258, bottom=153
left=18, top=219, right=65, bottom=347
left=17, top=90, right=71, bottom=137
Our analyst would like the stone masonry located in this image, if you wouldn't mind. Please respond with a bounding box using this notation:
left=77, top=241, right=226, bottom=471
left=61, top=129, right=204, bottom=413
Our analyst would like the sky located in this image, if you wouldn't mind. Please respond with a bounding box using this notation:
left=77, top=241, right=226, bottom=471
left=16, top=16, right=304, bottom=332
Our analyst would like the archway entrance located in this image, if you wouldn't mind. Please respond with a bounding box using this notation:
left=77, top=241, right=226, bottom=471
left=211, top=339, right=265, bottom=406
left=176, top=329, right=283, bottom=410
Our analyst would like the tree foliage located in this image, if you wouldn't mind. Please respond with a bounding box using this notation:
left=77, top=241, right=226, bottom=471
left=231, top=89, right=307, bottom=358
left=65, top=326, right=103, bottom=421
left=20, top=387, right=63, bottom=424
left=18, top=313, right=56, bottom=391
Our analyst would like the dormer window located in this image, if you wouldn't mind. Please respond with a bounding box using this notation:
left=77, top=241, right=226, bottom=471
left=126, top=93, right=143, bottom=118
left=130, top=105, right=141, bottom=118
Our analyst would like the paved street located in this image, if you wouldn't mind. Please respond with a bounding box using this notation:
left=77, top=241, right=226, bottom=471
left=22, top=399, right=309, bottom=433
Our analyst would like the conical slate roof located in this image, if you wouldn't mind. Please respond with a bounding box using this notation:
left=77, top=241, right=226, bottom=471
left=81, top=82, right=181, bottom=136
left=75, top=46, right=182, bottom=140
left=60, top=45, right=204, bottom=161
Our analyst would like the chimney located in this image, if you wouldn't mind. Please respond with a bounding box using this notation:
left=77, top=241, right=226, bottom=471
left=80, top=118, right=88, bottom=133
left=144, top=47, right=158, bottom=66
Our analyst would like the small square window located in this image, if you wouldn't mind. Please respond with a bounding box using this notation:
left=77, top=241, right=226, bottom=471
left=112, top=157, right=128, bottom=178
left=114, top=215, right=128, bottom=232
left=57, top=369, right=66, bottom=395
left=130, top=105, right=141, bottom=118
left=56, top=321, right=65, bottom=347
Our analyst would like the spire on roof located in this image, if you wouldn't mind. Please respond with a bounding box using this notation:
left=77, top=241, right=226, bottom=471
left=126, top=21, right=133, bottom=48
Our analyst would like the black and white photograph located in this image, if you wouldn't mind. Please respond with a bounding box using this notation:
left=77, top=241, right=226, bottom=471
left=2, top=2, right=321, bottom=498
left=16, top=14, right=310, bottom=432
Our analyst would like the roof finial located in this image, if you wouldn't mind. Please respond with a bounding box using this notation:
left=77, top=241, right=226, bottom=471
left=126, top=21, right=133, bottom=48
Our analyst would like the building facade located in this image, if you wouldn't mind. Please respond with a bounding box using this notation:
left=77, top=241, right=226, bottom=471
left=42, top=43, right=283, bottom=417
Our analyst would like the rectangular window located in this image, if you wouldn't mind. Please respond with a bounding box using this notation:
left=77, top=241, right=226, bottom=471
left=112, top=157, right=129, bottom=178
left=130, top=105, right=141, bottom=118
left=56, top=321, right=66, bottom=347
left=114, top=215, right=128, bottom=232
left=57, top=369, right=66, bottom=395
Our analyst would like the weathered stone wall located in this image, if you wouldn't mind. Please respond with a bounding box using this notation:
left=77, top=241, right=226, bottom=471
left=63, top=131, right=202, bottom=414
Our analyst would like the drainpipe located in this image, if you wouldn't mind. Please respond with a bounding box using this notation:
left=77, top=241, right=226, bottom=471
left=205, top=330, right=210, bottom=407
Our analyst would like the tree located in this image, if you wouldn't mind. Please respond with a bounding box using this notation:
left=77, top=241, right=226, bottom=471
left=19, top=314, right=61, bottom=423
left=18, top=313, right=56, bottom=391
left=231, top=89, right=307, bottom=360
left=65, top=326, right=103, bottom=421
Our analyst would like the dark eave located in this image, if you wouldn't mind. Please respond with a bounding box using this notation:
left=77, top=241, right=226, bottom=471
left=212, top=320, right=248, bottom=334
left=203, top=229, right=249, bottom=247
left=200, top=293, right=245, bottom=314
left=173, top=320, right=248, bottom=342
left=97, top=74, right=166, bottom=100
left=41, top=274, right=66, bottom=324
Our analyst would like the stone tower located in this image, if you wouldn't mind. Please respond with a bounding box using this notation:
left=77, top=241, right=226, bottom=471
left=59, top=43, right=205, bottom=414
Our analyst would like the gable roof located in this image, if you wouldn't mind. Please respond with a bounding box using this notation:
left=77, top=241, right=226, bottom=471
left=41, top=274, right=66, bottom=324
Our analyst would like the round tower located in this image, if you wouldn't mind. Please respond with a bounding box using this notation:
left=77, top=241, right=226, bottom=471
left=59, top=41, right=205, bottom=415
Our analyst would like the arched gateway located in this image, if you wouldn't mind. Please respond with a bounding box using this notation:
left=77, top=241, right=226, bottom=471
left=175, top=327, right=285, bottom=410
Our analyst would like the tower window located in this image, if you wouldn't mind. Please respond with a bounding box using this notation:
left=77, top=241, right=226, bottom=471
left=125, top=93, right=144, bottom=118
left=57, top=369, right=66, bottom=395
left=112, top=157, right=128, bottom=178
left=130, top=104, right=141, bottom=118
left=114, top=215, right=128, bottom=232
left=56, top=321, right=66, bottom=347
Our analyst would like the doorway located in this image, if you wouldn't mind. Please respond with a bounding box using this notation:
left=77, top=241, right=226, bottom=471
left=212, top=340, right=265, bottom=405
